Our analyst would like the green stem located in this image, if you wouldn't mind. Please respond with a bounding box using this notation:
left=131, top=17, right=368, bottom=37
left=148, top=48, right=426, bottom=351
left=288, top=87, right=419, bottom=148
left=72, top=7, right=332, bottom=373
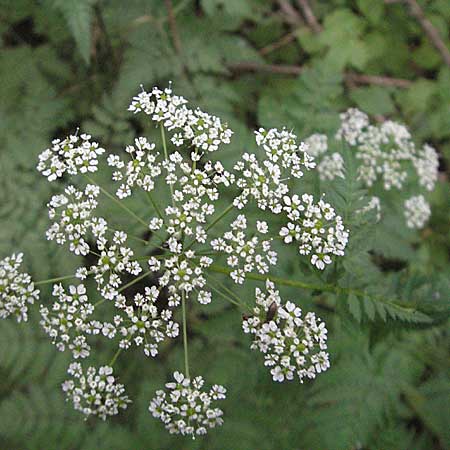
left=207, top=283, right=249, bottom=311
left=109, top=348, right=122, bottom=366
left=160, top=124, right=174, bottom=205
left=84, top=174, right=148, bottom=228
left=181, top=291, right=190, bottom=378
left=35, top=274, right=78, bottom=286
left=145, top=191, right=165, bottom=221
left=208, top=264, right=333, bottom=292
left=205, top=203, right=234, bottom=232
left=118, top=270, right=153, bottom=293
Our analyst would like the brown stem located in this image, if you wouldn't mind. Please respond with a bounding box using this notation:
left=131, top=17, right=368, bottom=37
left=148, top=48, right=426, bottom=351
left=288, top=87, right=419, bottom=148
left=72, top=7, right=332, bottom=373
left=277, top=0, right=303, bottom=25
left=164, top=0, right=182, bottom=55
left=227, top=62, right=412, bottom=88
left=296, top=0, right=322, bottom=33
left=399, top=0, right=450, bottom=67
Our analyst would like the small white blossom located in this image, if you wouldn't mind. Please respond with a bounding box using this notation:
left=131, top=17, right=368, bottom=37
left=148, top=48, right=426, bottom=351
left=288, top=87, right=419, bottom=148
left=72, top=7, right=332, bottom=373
left=149, top=371, right=226, bottom=437
left=46, top=184, right=104, bottom=256
left=40, top=284, right=95, bottom=359
left=115, top=287, right=179, bottom=357
left=317, top=153, right=345, bottom=180
left=37, top=133, right=105, bottom=181
left=62, top=362, right=131, bottom=420
left=107, top=137, right=161, bottom=199
left=243, top=280, right=330, bottom=383
left=280, top=194, right=349, bottom=270
left=211, top=215, right=277, bottom=284
left=0, top=253, right=39, bottom=322
left=404, top=195, right=431, bottom=229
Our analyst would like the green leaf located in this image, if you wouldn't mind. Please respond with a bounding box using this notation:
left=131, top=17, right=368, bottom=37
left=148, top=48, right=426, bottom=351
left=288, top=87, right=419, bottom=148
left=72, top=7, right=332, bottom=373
left=52, top=0, right=94, bottom=64
left=347, top=293, right=361, bottom=322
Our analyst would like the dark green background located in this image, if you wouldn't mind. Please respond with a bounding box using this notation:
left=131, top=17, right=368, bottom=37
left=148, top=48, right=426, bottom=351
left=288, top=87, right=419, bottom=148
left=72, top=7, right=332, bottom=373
left=0, top=1, right=449, bottom=449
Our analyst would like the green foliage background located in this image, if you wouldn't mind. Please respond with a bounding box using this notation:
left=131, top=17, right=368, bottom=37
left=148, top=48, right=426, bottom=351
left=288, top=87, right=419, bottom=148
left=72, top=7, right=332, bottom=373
left=0, top=0, right=449, bottom=449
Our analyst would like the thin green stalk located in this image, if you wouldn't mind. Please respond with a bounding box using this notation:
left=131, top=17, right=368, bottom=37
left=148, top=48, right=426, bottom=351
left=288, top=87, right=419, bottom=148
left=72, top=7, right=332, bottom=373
left=84, top=174, right=148, bottom=227
left=35, top=274, right=78, bottom=286
left=160, top=124, right=174, bottom=205
left=208, top=264, right=332, bottom=292
left=145, top=191, right=165, bottom=221
left=181, top=291, right=190, bottom=378
left=118, top=269, right=153, bottom=293
left=205, top=203, right=234, bottom=232
left=207, top=282, right=248, bottom=311
left=109, top=348, right=122, bottom=366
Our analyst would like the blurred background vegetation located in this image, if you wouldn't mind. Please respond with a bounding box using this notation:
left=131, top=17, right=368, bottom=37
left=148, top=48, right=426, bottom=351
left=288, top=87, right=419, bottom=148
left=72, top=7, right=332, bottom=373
left=0, top=0, right=449, bottom=449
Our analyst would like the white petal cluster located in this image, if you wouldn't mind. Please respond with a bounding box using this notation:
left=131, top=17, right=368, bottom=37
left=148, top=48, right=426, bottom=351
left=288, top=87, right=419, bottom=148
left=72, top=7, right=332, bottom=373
left=149, top=371, right=226, bottom=437
left=280, top=194, right=349, bottom=270
left=129, top=86, right=233, bottom=156
left=114, top=286, right=179, bottom=357
left=164, top=154, right=234, bottom=237
left=46, top=184, right=104, bottom=256
left=107, top=137, right=161, bottom=199
left=317, top=152, right=345, bottom=180
left=0, top=253, right=39, bottom=322
left=254, top=128, right=315, bottom=177
left=37, top=133, right=105, bottom=181
left=404, top=195, right=431, bottom=229
left=149, top=250, right=213, bottom=305
left=91, top=231, right=142, bottom=300
left=243, top=280, right=329, bottom=383
left=234, top=129, right=315, bottom=213
left=304, top=133, right=328, bottom=158
left=40, top=284, right=96, bottom=359
left=211, top=215, right=277, bottom=284
left=413, top=144, right=439, bottom=191
left=62, top=362, right=131, bottom=420
left=306, top=108, right=438, bottom=229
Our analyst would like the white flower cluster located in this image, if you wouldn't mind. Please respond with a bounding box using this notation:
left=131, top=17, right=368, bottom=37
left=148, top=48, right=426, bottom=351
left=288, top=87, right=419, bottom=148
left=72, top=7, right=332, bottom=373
left=304, top=108, right=438, bottom=229
left=129, top=85, right=233, bottom=155
left=404, top=195, right=431, bottom=229
left=6, top=84, right=355, bottom=431
left=243, top=280, right=329, bottom=383
left=46, top=184, right=104, bottom=256
left=114, top=286, right=179, bottom=357
left=149, top=371, right=226, bottom=437
left=280, top=194, right=349, bottom=270
left=40, top=284, right=96, bottom=359
left=234, top=128, right=315, bottom=212
left=90, top=231, right=142, bottom=300
left=0, top=253, right=39, bottom=322
left=148, top=250, right=213, bottom=305
left=37, top=133, right=105, bottom=181
left=62, top=362, right=131, bottom=420
left=317, top=153, right=345, bottom=180
left=107, top=137, right=161, bottom=199
left=211, top=215, right=277, bottom=284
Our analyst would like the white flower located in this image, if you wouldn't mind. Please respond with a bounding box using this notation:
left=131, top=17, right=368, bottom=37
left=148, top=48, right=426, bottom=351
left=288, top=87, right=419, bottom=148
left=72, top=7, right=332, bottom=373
left=37, top=133, right=105, bottom=181
left=62, top=362, right=131, bottom=420
left=40, top=283, right=97, bottom=358
left=0, top=253, right=39, bottom=322
left=129, top=85, right=233, bottom=156
left=46, top=184, right=104, bottom=256
left=211, top=215, right=277, bottom=284
left=317, top=153, right=345, bottom=180
left=149, top=371, right=226, bottom=437
left=108, top=137, right=161, bottom=199
left=404, top=195, right=431, bottom=229
left=304, top=133, right=328, bottom=158
left=115, top=287, right=179, bottom=357
left=242, top=280, right=330, bottom=383
left=280, top=194, right=349, bottom=270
